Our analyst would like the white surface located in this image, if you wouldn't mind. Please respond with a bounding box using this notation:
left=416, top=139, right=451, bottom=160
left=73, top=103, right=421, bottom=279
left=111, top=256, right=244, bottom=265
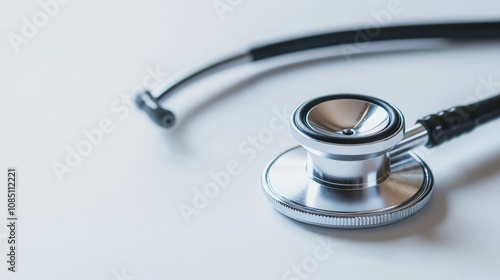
left=1, top=1, right=500, bottom=279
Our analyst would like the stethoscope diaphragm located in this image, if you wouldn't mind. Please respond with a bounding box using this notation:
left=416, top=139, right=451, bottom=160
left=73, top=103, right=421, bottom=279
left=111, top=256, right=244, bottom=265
left=262, top=94, right=433, bottom=228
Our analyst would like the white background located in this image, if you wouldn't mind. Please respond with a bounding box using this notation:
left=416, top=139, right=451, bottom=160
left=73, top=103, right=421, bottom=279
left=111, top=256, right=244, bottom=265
left=1, top=0, right=500, bottom=279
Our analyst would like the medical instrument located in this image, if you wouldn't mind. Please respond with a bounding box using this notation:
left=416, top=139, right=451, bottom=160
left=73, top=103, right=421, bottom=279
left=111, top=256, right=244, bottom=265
left=262, top=93, right=500, bottom=228
left=135, top=20, right=500, bottom=228
left=135, top=21, right=500, bottom=127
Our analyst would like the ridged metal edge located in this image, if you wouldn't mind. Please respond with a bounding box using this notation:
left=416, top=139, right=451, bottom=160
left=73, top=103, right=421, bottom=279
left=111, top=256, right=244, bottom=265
left=263, top=186, right=432, bottom=228
left=261, top=152, right=434, bottom=228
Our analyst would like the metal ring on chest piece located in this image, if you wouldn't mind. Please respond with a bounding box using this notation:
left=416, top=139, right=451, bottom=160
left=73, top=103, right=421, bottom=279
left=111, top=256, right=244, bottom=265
left=262, top=94, right=434, bottom=228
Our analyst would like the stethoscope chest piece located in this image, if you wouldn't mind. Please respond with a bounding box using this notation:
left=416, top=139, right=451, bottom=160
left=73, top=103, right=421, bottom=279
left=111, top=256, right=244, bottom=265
left=262, top=94, right=433, bottom=228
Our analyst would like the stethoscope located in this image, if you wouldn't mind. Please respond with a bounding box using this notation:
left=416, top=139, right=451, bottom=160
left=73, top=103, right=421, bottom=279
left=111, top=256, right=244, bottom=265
left=136, top=21, right=500, bottom=228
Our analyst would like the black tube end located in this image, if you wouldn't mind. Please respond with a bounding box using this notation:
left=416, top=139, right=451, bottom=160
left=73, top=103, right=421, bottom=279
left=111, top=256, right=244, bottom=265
left=156, top=109, right=176, bottom=128
left=136, top=90, right=176, bottom=129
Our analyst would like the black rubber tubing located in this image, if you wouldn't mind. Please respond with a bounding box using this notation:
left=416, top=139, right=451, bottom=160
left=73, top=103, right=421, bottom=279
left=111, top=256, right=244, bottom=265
left=250, top=21, right=500, bottom=61
left=145, top=21, right=500, bottom=129
left=417, top=94, right=500, bottom=148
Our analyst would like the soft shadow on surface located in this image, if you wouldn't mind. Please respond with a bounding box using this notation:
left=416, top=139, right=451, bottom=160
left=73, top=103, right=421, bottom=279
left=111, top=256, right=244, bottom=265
left=282, top=188, right=448, bottom=243
left=281, top=148, right=500, bottom=242
left=437, top=147, right=500, bottom=193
